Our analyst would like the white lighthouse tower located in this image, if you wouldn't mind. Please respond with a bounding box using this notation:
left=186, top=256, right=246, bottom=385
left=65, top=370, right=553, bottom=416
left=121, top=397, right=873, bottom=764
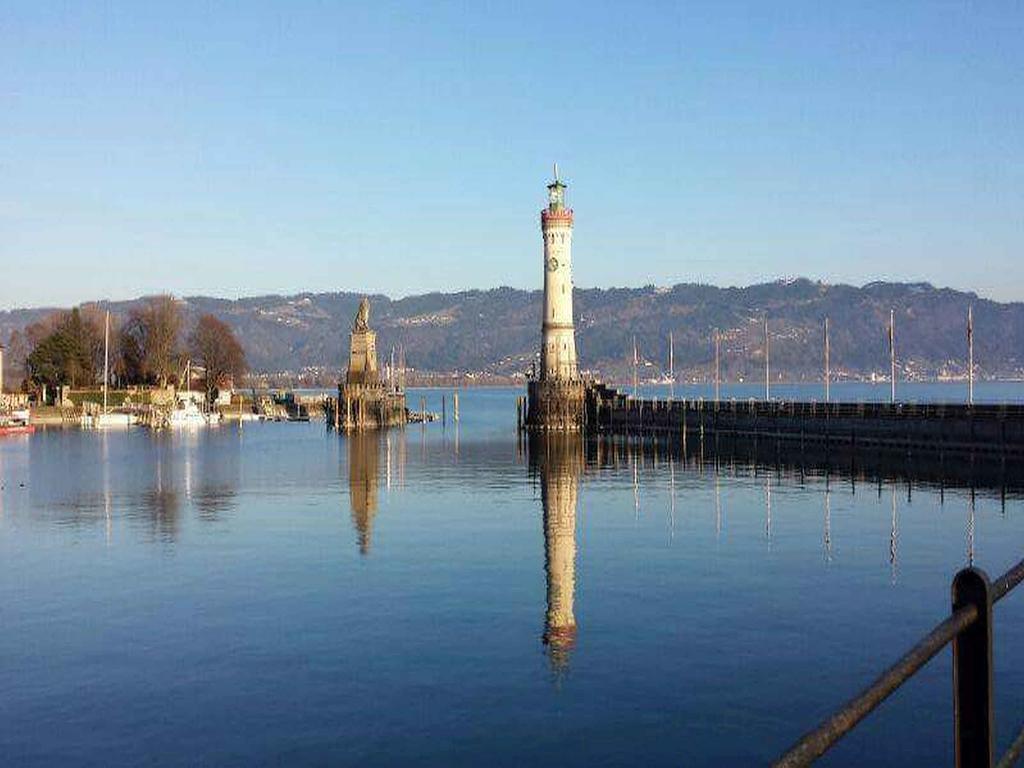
left=527, top=166, right=585, bottom=430
left=540, top=165, right=578, bottom=381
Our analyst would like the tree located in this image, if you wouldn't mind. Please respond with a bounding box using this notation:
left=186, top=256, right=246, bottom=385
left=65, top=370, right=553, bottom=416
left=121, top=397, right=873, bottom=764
left=188, top=314, right=247, bottom=405
left=3, top=329, right=29, bottom=390
left=26, top=332, right=74, bottom=390
left=59, top=308, right=102, bottom=386
left=115, top=296, right=183, bottom=387
left=118, top=311, right=150, bottom=385
left=24, top=308, right=103, bottom=390
left=142, top=296, right=183, bottom=387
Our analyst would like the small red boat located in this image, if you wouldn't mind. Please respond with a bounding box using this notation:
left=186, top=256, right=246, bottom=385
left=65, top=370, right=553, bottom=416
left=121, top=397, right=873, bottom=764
left=0, top=424, right=35, bottom=437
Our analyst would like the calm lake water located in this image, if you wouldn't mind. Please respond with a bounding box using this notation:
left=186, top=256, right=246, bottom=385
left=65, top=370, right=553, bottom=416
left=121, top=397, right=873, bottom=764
left=2, top=385, right=1024, bottom=766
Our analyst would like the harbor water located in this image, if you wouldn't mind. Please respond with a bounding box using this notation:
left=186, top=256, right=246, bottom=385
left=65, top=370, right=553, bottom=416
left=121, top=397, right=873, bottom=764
left=2, top=385, right=1024, bottom=766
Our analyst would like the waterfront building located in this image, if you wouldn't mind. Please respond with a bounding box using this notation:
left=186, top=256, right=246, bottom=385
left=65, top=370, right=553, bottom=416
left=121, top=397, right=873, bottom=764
left=329, top=298, right=407, bottom=430
left=526, top=168, right=585, bottom=430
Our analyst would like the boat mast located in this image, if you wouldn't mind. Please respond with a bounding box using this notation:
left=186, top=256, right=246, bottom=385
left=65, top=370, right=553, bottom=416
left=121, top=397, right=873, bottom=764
left=632, top=336, right=639, bottom=398
left=824, top=316, right=830, bottom=404
left=103, top=310, right=110, bottom=414
left=889, top=309, right=896, bottom=404
left=714, top=328, right=721, bottom=402
left=668, top=331, right=674, bottom=400
left=967, top=305, right=974, bottom=406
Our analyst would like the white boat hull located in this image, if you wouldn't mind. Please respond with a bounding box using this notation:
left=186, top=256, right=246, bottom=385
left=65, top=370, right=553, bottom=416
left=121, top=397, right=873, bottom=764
left=167, top=400, right=220, bottom=428
left=80, top=412, right=139, bottom=429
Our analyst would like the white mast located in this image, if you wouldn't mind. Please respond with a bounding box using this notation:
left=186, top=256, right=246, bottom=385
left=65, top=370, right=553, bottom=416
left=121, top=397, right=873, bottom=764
left=103, top=310, right=110, bottom=414
left=632, top=335, right=639, bottom=397
left=824, top=316, right=830, bottom=404
left=889, top=309, right=896, bottom=404
left=967, top=305, right=974, bottom=406
left=764, top=316, right=770, bottom=401
left=717, top=329, right=722, bottom=401
left=668, top=331, right=674, bottom=400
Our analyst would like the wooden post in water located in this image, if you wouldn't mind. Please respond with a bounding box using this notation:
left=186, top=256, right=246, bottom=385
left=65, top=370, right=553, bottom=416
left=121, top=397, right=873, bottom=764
left=442, top=394, right=447, bottom=425
left=824, top=316, right=830, bottom=404
left=967, top=305, right=974, bottom=406
left=889, top=309, right=896, bottom=404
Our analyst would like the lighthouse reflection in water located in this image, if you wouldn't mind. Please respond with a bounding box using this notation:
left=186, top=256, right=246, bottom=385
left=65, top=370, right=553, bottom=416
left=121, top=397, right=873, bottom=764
left=343, top=427, right=584, bottom=671
left=529, top=433, right=583, bottom=673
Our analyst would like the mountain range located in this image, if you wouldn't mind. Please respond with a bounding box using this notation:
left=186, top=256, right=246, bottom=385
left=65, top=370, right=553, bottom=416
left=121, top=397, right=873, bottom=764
left=2, top=280, right=1022, bottom=383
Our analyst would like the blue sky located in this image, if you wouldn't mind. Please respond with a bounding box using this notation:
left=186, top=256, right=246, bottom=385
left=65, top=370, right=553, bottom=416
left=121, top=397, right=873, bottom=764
left=2, top=1, right=1022, bottom=308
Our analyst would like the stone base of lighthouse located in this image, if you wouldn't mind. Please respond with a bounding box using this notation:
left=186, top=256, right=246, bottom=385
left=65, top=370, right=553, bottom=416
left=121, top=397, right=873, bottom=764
left=526, top=379, right=585, bottom=431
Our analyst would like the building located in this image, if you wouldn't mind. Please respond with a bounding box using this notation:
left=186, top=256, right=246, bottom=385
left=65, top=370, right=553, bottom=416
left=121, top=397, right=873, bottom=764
left=526, top=167, right=586, bottom=430
left=328, top=298, right=407, bottom=431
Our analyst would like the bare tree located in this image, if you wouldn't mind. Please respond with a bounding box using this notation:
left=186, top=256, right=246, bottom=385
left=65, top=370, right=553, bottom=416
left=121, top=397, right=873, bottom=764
left=4, top=329, right=29, bottom=389
left=143, top=295, right=182, bottom=387
left=188, top=314, right=247, bottom=405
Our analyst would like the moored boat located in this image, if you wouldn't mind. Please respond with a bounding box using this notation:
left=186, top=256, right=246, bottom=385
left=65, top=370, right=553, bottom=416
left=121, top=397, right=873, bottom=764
left=79, top=311, right=139, bottom=430
left=0, top=408, right=34, bottom=436
left=167, top=398, right=219, bottom=428
left=80, top=411, right=139, bottom=429
left=0, top=424, right=35, bottom=436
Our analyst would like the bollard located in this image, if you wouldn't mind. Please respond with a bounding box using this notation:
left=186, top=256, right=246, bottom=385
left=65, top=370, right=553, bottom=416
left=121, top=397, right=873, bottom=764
left=952, top=567, right=994, bottom=768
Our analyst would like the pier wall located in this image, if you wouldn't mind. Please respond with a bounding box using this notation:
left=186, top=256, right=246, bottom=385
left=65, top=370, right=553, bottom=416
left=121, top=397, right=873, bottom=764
left=526, top=379, right=585, bottom=431
left=585, top=383, right=1024, bottom=455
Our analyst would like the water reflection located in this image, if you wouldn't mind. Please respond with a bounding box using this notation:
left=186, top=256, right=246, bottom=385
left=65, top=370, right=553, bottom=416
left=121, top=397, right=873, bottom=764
left=529, top=433, right=584, bottom=674
left=192, top=434, right=240, bottom=520
left=595, top=432, right=1024, bottom=498
left=142, top=437, right=182, bottom=543
left=348, top=432, right=383, bottom=556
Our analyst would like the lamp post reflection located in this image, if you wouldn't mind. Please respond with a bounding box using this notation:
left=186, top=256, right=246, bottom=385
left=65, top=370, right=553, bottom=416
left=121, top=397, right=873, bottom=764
left=529, top=433, right=583, bottom=674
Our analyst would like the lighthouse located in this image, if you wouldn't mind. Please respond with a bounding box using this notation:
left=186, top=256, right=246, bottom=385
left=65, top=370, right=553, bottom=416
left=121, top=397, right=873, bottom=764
left=526, top=166, right=585, bottom=430
left=540, top=165, right=578, bottom=381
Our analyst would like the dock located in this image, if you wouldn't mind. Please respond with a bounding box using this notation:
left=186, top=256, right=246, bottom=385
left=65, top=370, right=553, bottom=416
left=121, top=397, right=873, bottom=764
left=579, top=382, right=1024, bottom=456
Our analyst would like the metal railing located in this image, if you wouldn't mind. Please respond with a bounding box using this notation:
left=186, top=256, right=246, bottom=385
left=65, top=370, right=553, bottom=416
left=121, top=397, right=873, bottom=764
left=772, top=558, right=1024, bottom=767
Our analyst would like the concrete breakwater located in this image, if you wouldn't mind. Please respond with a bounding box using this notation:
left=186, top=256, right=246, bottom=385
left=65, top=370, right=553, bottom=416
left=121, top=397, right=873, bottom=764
left=585, top=383, right=1024, bottom=455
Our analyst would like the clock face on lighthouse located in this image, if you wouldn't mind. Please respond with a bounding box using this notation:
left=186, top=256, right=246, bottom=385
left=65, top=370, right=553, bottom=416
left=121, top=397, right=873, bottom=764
left=546, top=257, right=559, bottom=272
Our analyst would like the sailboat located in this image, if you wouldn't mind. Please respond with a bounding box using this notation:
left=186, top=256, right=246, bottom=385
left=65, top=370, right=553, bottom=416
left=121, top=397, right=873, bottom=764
left=167, top=359, right=221, bottom=428
left=80, top=311, right=138, bottom=429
